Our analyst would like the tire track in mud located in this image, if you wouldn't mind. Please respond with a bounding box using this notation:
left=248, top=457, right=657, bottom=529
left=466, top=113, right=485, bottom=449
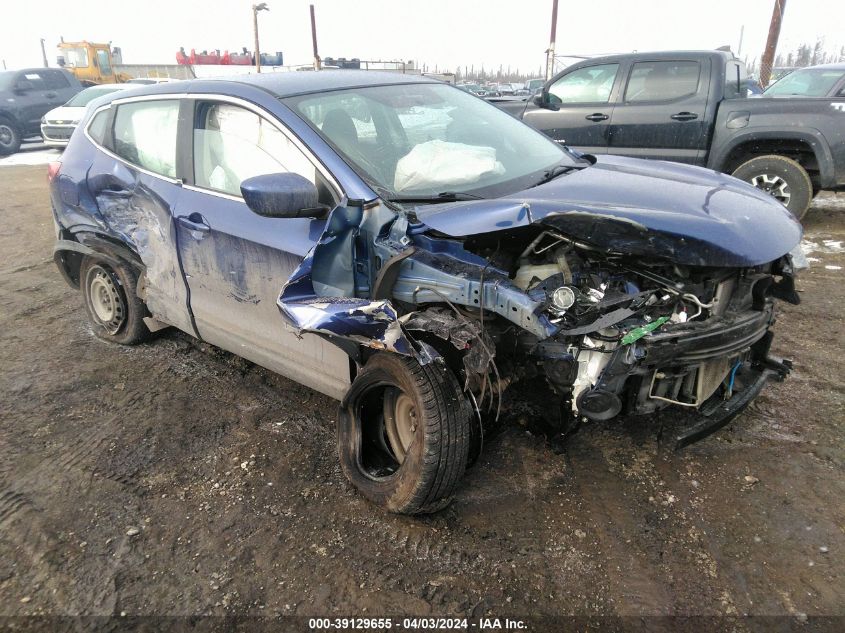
left=0, top=412, right=149, bottom=612
left=331, top=515, right=499, bottom=613
left=563, top=436, right=677, bottom=615
left=0, top=417, right=121, bottom=529
left=0, top=487, right=33, bottom=526
left=351, top=516, right=482, bottom=571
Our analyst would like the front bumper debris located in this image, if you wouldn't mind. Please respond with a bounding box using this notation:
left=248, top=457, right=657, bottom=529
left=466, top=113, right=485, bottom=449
left=673, top=355, right=793, bottom=449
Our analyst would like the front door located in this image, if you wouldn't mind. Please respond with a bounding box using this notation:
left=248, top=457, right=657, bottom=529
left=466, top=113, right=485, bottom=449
left=607, top=59, right=711, bottom=164
left=521, top=63, right=620, bottom=154
left=173, top=99, right=351, bottom=399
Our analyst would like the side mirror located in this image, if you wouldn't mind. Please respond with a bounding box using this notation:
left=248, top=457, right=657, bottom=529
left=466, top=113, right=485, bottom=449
left=240, top=173, right=328, bottom=219
left=534, top=91, right=559, bottom=110
left=14, top=80, right=34, bottom=94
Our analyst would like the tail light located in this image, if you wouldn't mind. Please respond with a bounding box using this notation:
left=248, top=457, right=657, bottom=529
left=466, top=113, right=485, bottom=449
left=47, top=160, right=62, bottom=183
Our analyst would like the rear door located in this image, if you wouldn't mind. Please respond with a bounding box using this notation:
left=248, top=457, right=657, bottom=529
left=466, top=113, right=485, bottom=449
left=521, top=63, right=621, bottom=154
left=85, top=97, right=195, bottom=334
left=43, top=69, right=80, bottom=104
left=13, top=71, right=50, bottom=135
left=30, top=70, right=69, bottom=124
left=607, top=58, right=711, bottom=164
left=173, top=97, right=351, bottom=399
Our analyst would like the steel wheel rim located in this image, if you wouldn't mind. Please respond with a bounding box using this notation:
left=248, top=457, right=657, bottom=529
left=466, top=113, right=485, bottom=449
left=383, top=389, right=417, bottom=464
left=750, top=173, right=791, bottom=205
left=87, top=266, right=126, bottom=334
left=0, top=124, right=13, bottom=148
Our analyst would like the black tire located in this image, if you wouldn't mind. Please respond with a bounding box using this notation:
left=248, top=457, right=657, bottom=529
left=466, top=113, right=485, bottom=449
left=80, top=256, right=150, bottom=345
left=0, top=118, right=22, bottom=156
left=338, top=353, right=471, bottom=514
left=732, top=155, right=813, bottom=220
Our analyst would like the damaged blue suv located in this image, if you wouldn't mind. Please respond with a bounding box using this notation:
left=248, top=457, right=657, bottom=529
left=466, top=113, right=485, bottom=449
left=51, top=71, right=802, bottom=514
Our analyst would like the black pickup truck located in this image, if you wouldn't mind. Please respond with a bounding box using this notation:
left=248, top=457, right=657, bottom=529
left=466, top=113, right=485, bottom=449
left=495, top=51, right=845, bottom=218
left=0, top=68, right=82, bottom=156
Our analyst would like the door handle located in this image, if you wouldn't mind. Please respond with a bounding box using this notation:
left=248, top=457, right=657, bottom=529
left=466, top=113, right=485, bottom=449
left=585, top=113, right=609, bottom=122
left=176, top=213, right=210, bottom=234
left=45, top=92, right=57, bottom=99
left=670, top=112, right=698, bottom=121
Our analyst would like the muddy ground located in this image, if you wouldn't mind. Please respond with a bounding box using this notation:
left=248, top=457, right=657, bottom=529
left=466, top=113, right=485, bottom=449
left=0, top=165, right=842, bottom=627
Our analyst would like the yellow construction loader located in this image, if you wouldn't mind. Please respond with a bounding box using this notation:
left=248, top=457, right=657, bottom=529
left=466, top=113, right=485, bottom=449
left=56, top=41, right=131, bottom=85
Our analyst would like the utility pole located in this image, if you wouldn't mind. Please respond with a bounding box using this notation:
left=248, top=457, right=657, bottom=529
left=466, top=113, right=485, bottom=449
left=252, top=3, right=269, bottom=73
left=759, top=0, right=787, bottom=88
left=737, top=25, right=744, bottom=58
left=545, top=0, right=559, bottom=80
left=310, top=4, right=321, bottom=70
left=40, top=38, right=49, bottom=67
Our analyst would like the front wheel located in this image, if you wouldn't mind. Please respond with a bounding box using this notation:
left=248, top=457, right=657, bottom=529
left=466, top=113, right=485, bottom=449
left=732, top=155, right=813, bottom=220
left=338, top=353, right=471, bottom=514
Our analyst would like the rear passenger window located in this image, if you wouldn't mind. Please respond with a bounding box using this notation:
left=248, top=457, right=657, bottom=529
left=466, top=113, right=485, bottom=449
left=193, top=102, right=327, bottom=200
left=43, top=71, right=70, bottom=90
left=21, top=72, right=46, bottom=90
left=87, top=109, right=110, bottom=145
left=724, top=61, right=746, bottom=99
left=625, top=61, right=700, bottom=102
left=113, top=100, right=179, bottom=178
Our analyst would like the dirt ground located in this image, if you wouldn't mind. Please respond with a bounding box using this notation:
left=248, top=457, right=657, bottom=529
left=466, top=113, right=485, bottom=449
left=0, top=164, right=842, bottom=627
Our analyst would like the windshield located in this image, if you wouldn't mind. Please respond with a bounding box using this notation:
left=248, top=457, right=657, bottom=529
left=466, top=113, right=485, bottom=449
left=764, top=67, right=845, bottom=97
left=284, top=83, right=571, bottom=199
left=66, top=85, right=125, bottom=107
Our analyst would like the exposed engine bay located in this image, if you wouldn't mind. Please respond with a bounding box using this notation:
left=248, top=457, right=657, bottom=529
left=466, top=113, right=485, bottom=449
left=407, top=227, right=796, bottom=438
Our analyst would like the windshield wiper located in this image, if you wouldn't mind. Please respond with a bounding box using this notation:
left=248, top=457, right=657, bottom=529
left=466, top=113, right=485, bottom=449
left=531, top=163, right=576, bottom=188
left=386, top=191, right=486, bottom=204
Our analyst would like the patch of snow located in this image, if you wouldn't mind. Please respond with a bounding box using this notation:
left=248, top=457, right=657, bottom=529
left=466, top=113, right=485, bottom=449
left=0, top=144, right=62, bottom=167
left=800, top=239, right=845, bottom=255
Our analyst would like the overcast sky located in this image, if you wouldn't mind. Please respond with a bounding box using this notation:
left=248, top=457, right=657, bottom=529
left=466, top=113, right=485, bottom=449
left=2, top=0, right=843, bottom=75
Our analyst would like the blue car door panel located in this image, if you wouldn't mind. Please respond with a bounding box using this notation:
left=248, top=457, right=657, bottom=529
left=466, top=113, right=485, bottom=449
left=173, top=98, right=351, bottom=399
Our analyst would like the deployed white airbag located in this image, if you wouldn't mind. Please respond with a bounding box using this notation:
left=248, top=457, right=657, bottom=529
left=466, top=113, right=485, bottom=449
left=393, top=140, right=505, bottom=192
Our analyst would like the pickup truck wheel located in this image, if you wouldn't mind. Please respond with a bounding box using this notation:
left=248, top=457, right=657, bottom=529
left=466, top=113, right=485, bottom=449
left=0, top=119, right=22, bottom=156
left=80, top=256, right=150, bottom=345
left=732, top=155, right=813, bottom=220
left=338, top=353, right=471, bottom=514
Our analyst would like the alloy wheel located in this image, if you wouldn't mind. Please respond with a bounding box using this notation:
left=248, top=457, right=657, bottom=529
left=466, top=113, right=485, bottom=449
left=749, top=173, right=792, bottom=206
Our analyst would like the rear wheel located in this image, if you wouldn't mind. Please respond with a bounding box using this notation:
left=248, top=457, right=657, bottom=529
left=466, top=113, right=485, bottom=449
left=337, top=353, right=471, bottom=514
left=80, top=256, right=150, bottom=345
left=732, top=155, right=813, bottom=220
left=0, top=119, right=22, bottom=156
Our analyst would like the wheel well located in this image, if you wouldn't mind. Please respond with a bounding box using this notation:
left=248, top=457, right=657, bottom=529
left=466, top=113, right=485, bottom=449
left=722, top=139, right=820, bottom=187
left=55, top=232, right=144, bottom=290
left=54, top=249, right=85, bottom=289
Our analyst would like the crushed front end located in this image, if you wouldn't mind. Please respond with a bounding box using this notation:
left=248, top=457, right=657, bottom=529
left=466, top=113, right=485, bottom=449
left=390, top=225, right=799, bottom=447
left=279, top=196, right=800, bottom=449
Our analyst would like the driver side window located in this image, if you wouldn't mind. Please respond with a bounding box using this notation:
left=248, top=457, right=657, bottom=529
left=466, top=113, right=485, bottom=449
left=548, top=64, right=619, bottom=104
left=193, top=102, right=336, bottom=205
